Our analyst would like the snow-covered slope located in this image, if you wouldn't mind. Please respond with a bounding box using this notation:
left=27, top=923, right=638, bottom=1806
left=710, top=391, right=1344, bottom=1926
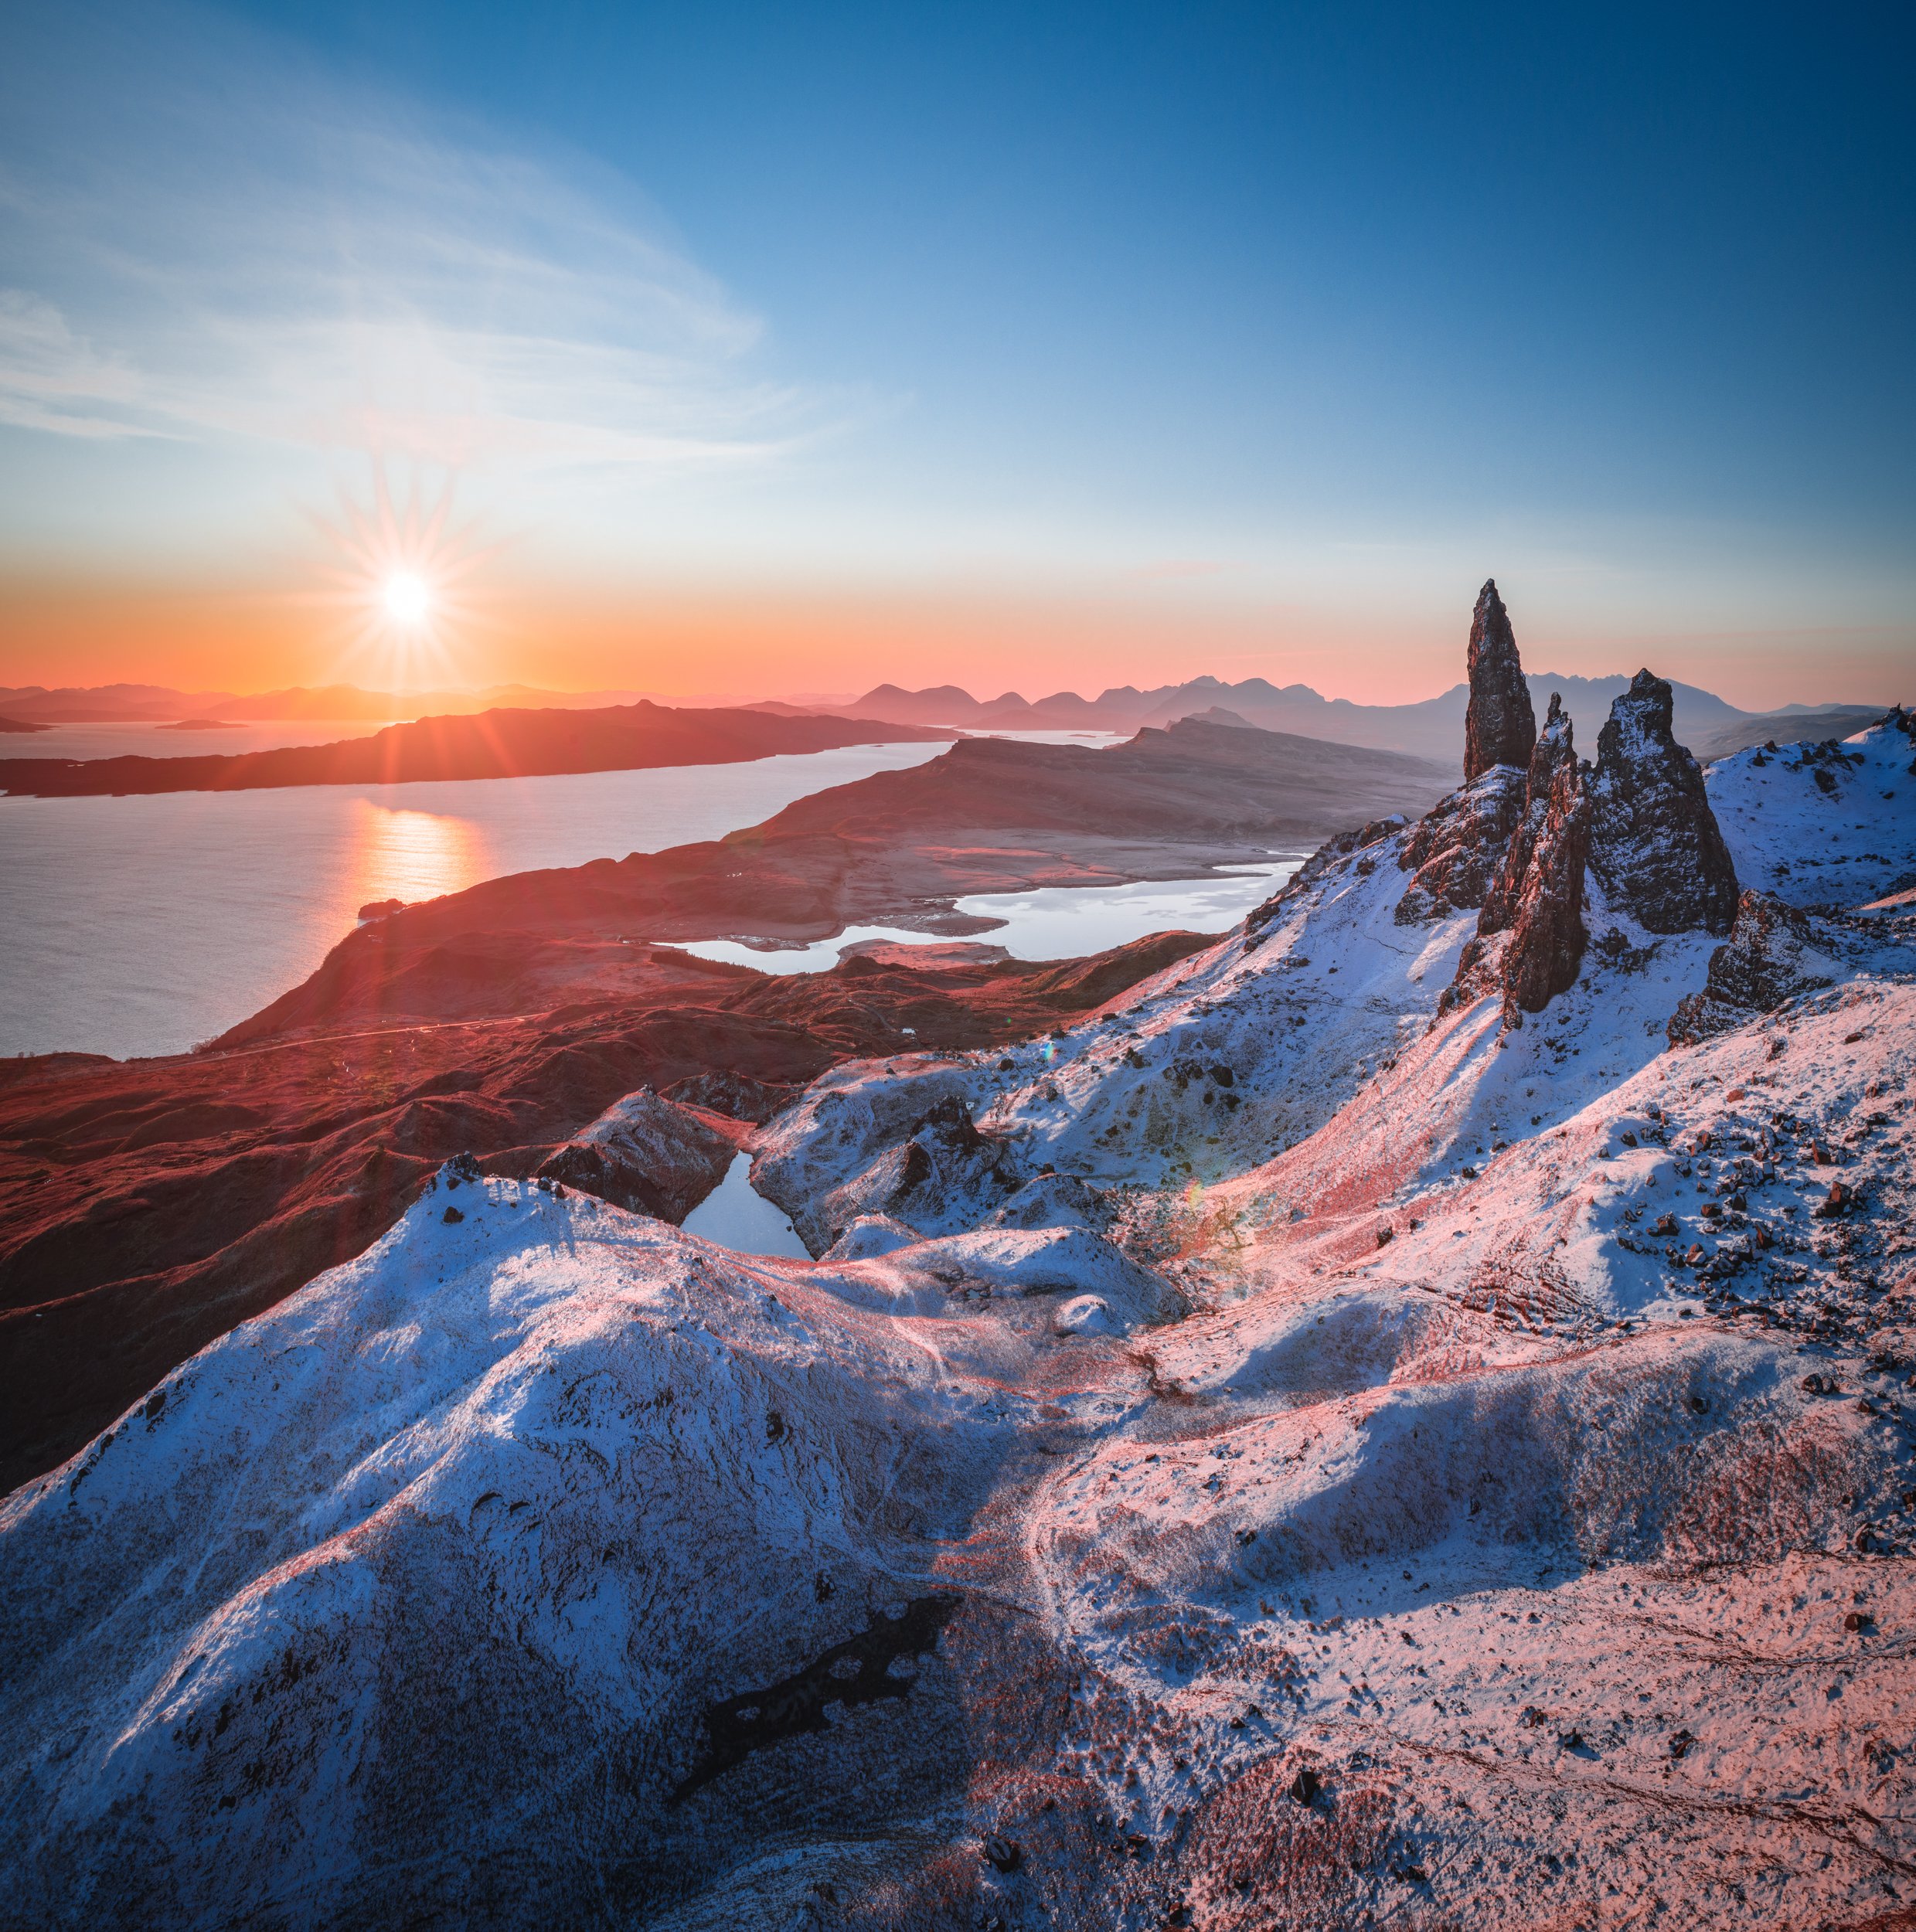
left=0, top=1170, right=1068, bottom=1927
left=754, top=818, right=1479, bottom=1247
left=1709, top=710, right=1916, bottom=912
left=5, top=622, right=1912, bottom=1930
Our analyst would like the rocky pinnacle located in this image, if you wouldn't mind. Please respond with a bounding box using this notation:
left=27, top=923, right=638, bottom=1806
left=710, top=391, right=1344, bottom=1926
left=1447, top=692, right=1590, bottom=1015
left=1588, top=668, right=1740, bottom=935
left=1462, top=580, right=1538, bottom=783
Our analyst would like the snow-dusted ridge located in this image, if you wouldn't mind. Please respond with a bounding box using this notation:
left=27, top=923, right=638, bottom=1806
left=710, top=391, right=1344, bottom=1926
left=3, top=645, right=1913, bottom=1927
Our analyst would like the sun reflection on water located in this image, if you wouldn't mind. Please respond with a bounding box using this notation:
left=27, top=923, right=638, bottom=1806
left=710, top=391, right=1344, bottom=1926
left=348, top=799, right=490, bottom=911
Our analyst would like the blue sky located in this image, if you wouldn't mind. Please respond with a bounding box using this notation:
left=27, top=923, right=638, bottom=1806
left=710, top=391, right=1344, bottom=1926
left=2, top=0, right=1911, bottom=702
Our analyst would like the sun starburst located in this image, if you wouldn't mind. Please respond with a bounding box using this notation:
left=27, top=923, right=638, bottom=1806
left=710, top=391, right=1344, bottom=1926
left=297, top=464, right=505, bottom=697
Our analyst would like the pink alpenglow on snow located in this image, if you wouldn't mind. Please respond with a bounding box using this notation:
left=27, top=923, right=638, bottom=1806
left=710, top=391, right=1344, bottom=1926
left=3, top=593, right=1914, bottom=1930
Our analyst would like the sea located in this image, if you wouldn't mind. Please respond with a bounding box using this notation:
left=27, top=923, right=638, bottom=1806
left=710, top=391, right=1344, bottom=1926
left=2, top=724, right=1299, bottom=1063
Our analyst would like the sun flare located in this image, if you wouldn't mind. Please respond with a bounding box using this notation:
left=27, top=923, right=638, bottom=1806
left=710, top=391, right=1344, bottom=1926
left=382, top=573, right=432, bottom=626
left=299, top=466, right=505, bottom=694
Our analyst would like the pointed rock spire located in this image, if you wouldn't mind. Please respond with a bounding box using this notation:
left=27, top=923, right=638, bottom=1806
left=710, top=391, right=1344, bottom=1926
left=1462, top=580, right=1537, bottom=783
left=1479, top=692, right=1579, bottom=937
left=1447, top=692, right=1591, bottom=1015
left=1588, top=669, right=1739, bottom=935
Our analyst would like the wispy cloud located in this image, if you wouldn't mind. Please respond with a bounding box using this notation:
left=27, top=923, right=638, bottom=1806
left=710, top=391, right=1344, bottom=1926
left=0, top=290, right=164, bottom=439
left=0, top=2, right=838, bottom=474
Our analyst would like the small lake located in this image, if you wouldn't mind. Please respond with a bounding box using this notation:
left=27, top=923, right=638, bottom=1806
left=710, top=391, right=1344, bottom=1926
left=678, top=861, right=1305, bottom=974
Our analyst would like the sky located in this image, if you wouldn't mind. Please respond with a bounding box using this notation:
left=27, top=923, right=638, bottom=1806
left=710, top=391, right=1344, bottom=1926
left=1, top=0, right=1911, bottom=709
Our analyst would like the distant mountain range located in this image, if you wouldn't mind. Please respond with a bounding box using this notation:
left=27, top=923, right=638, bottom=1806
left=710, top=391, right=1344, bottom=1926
left=818, top=675, right=1890, bottom=766
left=0, top=675, right=1890, bottom=766
left=0, top=682, right=681, bottom=725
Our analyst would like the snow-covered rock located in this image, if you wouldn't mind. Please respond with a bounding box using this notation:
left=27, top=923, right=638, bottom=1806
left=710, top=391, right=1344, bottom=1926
left=1709, top=709, right=1916, bottom=913
left=536, top=1084, right=747, bottom=1220
left=1588, top=668, right=1741, bottom=935
left=6, top=593, right=1914, bottom=1930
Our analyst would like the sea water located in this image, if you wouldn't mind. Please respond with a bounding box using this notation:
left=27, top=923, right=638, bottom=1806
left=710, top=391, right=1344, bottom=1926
left=0, top=740, right=951, bottom=1060
left=0, top=726, right=1295, bottom=1061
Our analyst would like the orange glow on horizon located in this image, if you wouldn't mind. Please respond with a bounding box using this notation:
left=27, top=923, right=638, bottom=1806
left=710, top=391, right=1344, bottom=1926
left=0, top=567, right=1904, bottom=713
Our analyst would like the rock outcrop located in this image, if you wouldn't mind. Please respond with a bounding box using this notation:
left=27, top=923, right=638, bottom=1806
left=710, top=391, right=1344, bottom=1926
left=1666, top=889, right=1839, bottom=1044
left=1394, top=768, right=1529, bottom=924
left=1462, top=579, right=1537, bottom=782
left=536, top=1087, right=748, bottom=1221
left=1475, top=693, right=1592, bottom=1013
left=812, top=1093, right=1028, bottom=1250
left=1395, top=581, right=1537, bottom=924
left=1588, top=670, right=1740, bottom=935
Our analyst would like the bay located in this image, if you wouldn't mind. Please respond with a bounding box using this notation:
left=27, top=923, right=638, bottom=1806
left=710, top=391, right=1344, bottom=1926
left=0, top=740, right=949, bottom=1060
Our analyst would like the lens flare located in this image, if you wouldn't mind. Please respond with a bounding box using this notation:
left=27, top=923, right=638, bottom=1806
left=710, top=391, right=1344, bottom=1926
left=298, top=464, right=505, bottom=696
left=383, top=573, right=431, bottom=625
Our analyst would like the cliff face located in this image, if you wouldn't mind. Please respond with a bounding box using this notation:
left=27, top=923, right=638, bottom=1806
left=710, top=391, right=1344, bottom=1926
left=1481, top=693, right=1591, bottom=1014
left=1462, top=579, right=1537, bottom=781
left=1441, top=656, right=1743, bottom=1019
left=1588, top=669, right=1741, bottom=935
left=1392, top=768, right=1528, bottom=924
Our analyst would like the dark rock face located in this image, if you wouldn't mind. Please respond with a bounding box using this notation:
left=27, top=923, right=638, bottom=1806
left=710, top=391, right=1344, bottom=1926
left=818, top=1094, right=1026, bottom=1246
left=1394, top=768, right=1528, bottom=925
left=1479, top=695, right=1578, bottom=937
left=536, top=1087, right=746, bottom=1221
left=1450, top=693, right=1594, bottom=1014
left=1394, top=580, right=1539, bottom=925
left=1666, top=891, right=1836, bottom=1045
left=1587, top=670, right=1740, bottom=936
left=1462, top=580, right=1537, bottom=783
left=1500, top=740, right=1591, bottom=1013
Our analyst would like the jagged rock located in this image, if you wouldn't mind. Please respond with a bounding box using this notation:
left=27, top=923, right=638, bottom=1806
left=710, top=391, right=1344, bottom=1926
left=1588, top=671, right=1739, bottom=935
left=1395, top=582, right=1539, bottom=926
left=1480, top=696, right=1577, bottom=937
left=536, top=1087, right=744, bottom=1221
left=816, top=1094, right=1026, bottom=1247
left=1394, top=769, right=1528, bottom=925
left=1463, top=580, right=1537, bottom=782
left=1489, top=696, right=1591, bottom=1013
left=1666, top=890, right=1838, bottom=1045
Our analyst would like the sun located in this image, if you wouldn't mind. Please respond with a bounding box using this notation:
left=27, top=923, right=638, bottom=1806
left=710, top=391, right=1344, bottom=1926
left=382, top=572, right=432, bottom=626
left=303, top=467, right=501, bottom=692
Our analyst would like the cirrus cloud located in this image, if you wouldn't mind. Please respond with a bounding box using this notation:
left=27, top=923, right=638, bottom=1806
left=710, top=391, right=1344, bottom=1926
left=0, top=1, right=849, bottom=474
